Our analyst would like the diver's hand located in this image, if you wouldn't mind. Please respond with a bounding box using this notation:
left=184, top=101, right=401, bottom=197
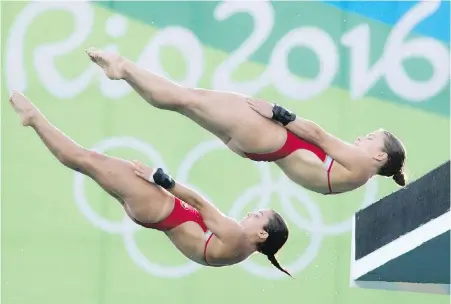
left=133, top=161, right=175, bottom=189
left=132, top=160, right=156, bottom=183
left=246, top=98, right=274, bottom=119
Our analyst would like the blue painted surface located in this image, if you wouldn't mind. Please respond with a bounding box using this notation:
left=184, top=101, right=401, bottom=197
left=322, top=1, right=450, bottom=42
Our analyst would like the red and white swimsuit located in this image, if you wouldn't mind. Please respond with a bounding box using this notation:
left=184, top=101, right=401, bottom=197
left=244, top=129, right=337, bottom=194
left=128, top=198, right=214, bottom=265
left=129, top=130, right=337, bottom=265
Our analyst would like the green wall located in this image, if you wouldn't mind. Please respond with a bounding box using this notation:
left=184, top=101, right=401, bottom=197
left=2, top=1, right=449, bottom=304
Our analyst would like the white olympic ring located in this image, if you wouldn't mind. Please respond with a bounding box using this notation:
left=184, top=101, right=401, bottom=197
left=73, top=136, right=378, bottom=279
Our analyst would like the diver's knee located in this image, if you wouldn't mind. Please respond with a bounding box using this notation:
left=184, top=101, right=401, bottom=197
left=69, top=149, right=107, bottom=174
left=151, top=86, right=201, bottom=111
left=172, top=87, right=202, bottom=110
left=56, top=147, right=86, bottom=168
left=172, top=88, right=211, bottom=115
left=82, top=150, right=107, bottom=167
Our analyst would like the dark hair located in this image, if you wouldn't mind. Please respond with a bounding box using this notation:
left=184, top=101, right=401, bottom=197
left=378, top=130, right=407, bottom=186
left=256, top=212, right=292, bottom=277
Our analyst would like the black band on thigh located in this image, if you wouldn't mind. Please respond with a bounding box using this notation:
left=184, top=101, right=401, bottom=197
left=272, top=104, right=296, bottom=126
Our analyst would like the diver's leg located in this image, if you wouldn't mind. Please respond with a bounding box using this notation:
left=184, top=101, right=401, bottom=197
left=9, top=91, right=173, bottom=223
left=86, top=48, right=286, bottom=153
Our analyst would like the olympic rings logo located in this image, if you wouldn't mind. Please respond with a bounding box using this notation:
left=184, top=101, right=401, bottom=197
left=73, top=137, right=378, bottom=280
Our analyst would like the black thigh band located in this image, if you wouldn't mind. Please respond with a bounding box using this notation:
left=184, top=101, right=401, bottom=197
left=153, top=168, right=176, bottom=190
left=272, top=104, right=296, bottom=126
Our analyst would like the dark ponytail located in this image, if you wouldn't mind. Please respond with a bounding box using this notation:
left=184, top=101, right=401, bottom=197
left=268, top=254, right=292, bottom=277
left=378, top=130, right=407, bottom=186
left=257, top=212, right=292, bottom=277
left=392, top=170, right=406, bottom=186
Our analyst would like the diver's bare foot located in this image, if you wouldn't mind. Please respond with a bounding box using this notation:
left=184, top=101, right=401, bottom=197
left=9, top=91, right=41, bottom=126
left=85, top=47, right=127, bottom=80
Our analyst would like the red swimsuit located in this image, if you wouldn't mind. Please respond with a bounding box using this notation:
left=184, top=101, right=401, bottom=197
left=244, top=129, right=336, bottom=194
left=128, top=130, right=336, bottom=266
left=128, top=197, right=214, bottom=265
